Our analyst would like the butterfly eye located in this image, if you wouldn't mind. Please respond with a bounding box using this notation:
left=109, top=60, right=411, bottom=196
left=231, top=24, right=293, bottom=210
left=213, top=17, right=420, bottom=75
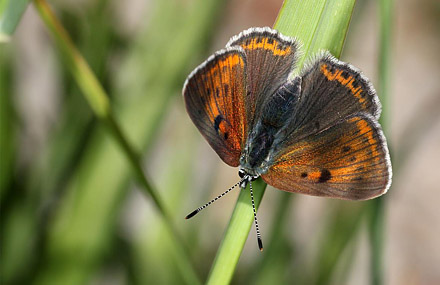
left=238, top=170, right=245, bottom=178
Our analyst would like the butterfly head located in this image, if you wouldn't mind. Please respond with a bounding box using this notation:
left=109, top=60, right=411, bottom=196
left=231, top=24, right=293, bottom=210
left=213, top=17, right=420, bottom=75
left=238, top=168, right=260, bottom=189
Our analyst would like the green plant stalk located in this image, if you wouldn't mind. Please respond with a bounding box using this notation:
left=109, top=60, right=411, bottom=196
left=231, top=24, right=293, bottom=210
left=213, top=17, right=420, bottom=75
left=33, top=0, right=200, bottom=284
left=276, top=0, right=355, bottom=68
left=206, top=1, right=356, bottom=284
left=207, top=178, right=266, bottom=285
left=0, top=0, right=30, bottom=41
left=369, top=0, right=392, bottom=284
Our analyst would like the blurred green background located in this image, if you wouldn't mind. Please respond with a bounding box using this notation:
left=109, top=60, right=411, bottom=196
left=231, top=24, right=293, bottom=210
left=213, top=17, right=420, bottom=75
left=1, top=0, right=439, bottom=284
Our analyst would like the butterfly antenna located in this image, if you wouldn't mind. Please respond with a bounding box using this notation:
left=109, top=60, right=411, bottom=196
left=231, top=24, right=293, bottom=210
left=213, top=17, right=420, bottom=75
left=249, top=181, right=263, bottom=251
left=185, top=179, right=244, bottom=219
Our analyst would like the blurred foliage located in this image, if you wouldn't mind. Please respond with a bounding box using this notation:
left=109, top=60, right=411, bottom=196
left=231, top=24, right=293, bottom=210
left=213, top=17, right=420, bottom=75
left=0, top=0, right=395, bottom=284
left=0, top=0, right=30, bottom=41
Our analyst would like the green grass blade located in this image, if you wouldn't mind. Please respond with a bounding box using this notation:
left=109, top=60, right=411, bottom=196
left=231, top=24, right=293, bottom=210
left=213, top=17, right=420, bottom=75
left=275, top=0, right=356, bottom=68
left=0, top=47, right=16, bottom=200
left=206, top=0, right=356, bottom=283
left=33, top=0, right=110, bottom=118
left=0, top=0, right=30, bottom=41
left=207, top=179, right=266, bottom=285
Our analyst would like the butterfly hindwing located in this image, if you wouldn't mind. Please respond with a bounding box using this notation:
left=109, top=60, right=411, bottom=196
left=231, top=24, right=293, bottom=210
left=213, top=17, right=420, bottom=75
left=183, top=47, right=248, bottom=166
left=227, top=27, right=300, bottom=126
left=262, top=113, right=392, bottom=200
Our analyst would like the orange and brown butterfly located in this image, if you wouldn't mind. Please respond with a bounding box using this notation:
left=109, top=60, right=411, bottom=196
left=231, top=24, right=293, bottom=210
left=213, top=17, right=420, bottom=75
left=182, top=27, right=392, bottom=250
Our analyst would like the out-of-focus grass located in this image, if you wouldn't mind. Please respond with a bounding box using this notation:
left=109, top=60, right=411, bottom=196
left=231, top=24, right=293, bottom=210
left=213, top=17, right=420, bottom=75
left=30, top=0, right=225, bottom=284
left=129, top=107, right=201, bottom=284
left=0, top=1, right=116, bottom=282
left=1, top=0, right=225, bottom=284
left=0, top=47, right=16, bottom=201
left=0, top=46, right=22, bottom=282
left=368, top=0, right=393, bottom=284
left=0, top=0, right=30, bottom=41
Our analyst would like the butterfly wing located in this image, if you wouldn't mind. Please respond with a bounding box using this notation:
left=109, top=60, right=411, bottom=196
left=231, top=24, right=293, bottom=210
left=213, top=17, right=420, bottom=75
left=262, top=113, right=391, bottom=200
left=183, top=47, right=248, bottom=166
left=227, top=27, right=301, bottom=126
left=260, top=53, right=391, bottom=200
left=280, top=52, right=381, bottom=146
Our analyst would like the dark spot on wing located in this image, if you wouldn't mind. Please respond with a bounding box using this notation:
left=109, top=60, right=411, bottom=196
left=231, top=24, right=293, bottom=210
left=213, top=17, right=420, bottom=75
left=214, top=115, right=223, bottom=132
left=350, top=156, right=357, bottom=162
left=354, top=176, right=363, bottom=181
left=224, top=132, right=229, bottom=140
left=215, top=87, right=220, bottom=98
left=301, top=172, right=308, bottom=178
left=267, top=38, right=274, bottom=44
left=342, top=146, right=351, bottom=152
left=318, top=169, right=332, bottom=183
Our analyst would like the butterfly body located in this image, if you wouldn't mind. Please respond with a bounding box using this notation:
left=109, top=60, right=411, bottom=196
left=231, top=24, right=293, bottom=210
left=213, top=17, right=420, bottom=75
left=240, top=77, right=301, bottom=177
left=183, top=27, right=392, bottom=201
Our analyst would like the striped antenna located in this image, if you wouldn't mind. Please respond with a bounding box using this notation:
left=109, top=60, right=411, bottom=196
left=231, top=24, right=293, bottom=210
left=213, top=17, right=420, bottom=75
left=249, top=180, right=263, bottom=251
left=185, top=179, right=244, bottom=219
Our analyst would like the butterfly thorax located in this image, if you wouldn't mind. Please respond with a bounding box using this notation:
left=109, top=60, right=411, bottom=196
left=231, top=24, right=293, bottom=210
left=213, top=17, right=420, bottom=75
left=239, top=77, right=301, bottom=177
left=239, top=123, right=274, bottom=176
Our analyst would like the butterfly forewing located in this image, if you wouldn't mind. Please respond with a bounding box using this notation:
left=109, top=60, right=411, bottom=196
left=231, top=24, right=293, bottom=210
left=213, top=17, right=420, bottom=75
left=262, top=113, right=391, bottom=200
left=227, top=27, right=300, bottom=127
left=183, top=48, right=248, bottom=166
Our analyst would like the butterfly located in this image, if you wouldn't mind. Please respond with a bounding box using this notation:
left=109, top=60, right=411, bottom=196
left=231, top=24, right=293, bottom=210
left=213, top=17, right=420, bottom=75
left=182, top=27, right=392, bottom=250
